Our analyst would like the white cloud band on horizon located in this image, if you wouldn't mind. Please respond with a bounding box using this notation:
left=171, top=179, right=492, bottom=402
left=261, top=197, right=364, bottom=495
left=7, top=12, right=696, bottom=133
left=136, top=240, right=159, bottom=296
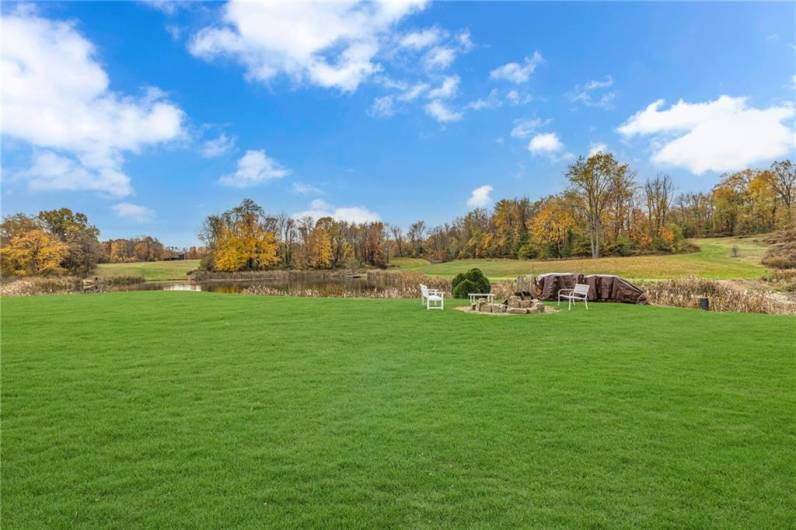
left=112, top=202, right=156, bottom=223
left=293, top=199, right=380, bottom=224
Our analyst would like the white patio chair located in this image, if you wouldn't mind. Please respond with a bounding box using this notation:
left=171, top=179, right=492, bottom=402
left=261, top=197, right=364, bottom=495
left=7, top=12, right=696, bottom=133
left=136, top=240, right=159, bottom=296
left=558, top=283, right=590, bottom=310
left=419, top=284, right=444, bottom=310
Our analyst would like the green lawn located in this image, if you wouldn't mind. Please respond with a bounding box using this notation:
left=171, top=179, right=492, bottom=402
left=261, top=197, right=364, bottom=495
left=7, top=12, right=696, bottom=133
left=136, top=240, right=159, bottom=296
left=392, top=236, right=769, bottom=280
left=95, top=259, right=200, bottom=281
left=2, top=292, right=794, bottom=528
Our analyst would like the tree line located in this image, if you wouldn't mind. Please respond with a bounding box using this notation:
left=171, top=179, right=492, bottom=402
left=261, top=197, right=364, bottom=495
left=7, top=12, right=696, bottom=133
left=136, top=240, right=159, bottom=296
left=200, top=199, right=387, bottom=271
left=391, top=155, right=794, bottom=262
left=2, top=154, right=792, bottom=276
left=99, top=237, right=205, bottom=263
left=0, top=209, right=202, bottom=277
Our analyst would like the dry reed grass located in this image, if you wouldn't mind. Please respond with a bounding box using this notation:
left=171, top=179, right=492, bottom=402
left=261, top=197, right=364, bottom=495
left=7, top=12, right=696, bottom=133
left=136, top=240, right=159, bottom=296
left=639, top=277, right=794, bottom=315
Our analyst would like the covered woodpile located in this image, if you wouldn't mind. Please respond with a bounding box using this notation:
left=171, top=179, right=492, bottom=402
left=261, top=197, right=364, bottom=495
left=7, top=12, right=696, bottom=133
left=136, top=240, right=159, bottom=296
left=534, top=273, right=648, bottom=304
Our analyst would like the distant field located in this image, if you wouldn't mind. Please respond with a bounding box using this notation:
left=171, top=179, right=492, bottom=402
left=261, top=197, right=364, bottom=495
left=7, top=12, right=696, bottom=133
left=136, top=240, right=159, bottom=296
left=95, top=259, right=200, bottom=281
left=392, top=236, right=769, bottom=280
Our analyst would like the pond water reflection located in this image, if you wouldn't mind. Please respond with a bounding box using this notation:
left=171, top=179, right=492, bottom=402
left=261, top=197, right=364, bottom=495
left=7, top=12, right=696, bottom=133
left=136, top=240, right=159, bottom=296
left=108, top=271, right=436, bottom=297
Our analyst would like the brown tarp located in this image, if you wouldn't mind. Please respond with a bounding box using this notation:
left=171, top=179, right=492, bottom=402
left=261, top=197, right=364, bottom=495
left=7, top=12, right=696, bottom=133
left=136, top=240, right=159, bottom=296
left=535, top=273, right=580, bottom=300
left=534, top=273, right=648, bottom=304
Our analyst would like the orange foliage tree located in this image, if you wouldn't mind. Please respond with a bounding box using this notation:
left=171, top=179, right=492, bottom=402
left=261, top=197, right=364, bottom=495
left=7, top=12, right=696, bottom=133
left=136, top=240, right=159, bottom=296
left=529, top=197, right=576, bottom=258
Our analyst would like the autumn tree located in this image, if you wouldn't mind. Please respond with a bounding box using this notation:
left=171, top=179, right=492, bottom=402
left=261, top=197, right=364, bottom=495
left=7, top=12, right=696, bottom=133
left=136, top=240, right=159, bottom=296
left=567, top=153, right=626, bottom=258
left=309, top=218, right=334, bottom=269
left=0, top=214, right=39, bottom=246
left=38, top=208, right=101, bottom=276
left=0, top=229, right=68, bottom=276
left=529, top=197, right=576, bottom=258
left=202, top=199, right=279, bottom=272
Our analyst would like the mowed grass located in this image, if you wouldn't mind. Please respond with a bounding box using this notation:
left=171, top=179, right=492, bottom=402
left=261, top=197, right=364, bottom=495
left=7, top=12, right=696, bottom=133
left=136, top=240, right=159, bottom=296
left=2, top=292, right=794, bottom=528
left=95, top=259, right=200, bottom=281
left=392, top=236, right=769, bottom=280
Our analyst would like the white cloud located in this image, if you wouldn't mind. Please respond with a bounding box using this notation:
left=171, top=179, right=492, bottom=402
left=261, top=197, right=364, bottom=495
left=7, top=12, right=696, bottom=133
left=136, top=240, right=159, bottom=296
left=790, top=74, right=796, bottom=90
left=112, top=202, right=156, bottom=223
left=201, top=133, right=235, bottom=157
left=399, top=27, right=442, bottom=50
left=528, top=132, right=563, bottom=155
left=424, top=100, right=462, bottom=123
left=369, top=81, right=431, bottom=117
left=292, top=182, right=324, bottom=195
left=467, top=184, right=493, bottom=208
left=510, top=118, right=545, bottom=139
left=467, top=89, right=502, bottom=110
left=189, top=0, right=426, bottom=92
left=139, top=0, right=190, bottom=15
left=423, top=46, right=456, bottom=70
left=165, top=24, right=183, bottom=41
left=588, top=142, right=608, bottom=157
left=369, top=95, right=396, bottom=117
left=293, top=198, right=380, bottom=223
left=570, top=75, right=615, bottom=110
left=618, top=95, right=796, bottom=174
left=398, top=82, right=429, bottom=101
left=1, top=12, right=185, bottom=197
left=427, top=75, right=459, bottom=99
left=456, top=30, right=473, bottom=51
left=17, top=151, right=125, bottom=195
left=490, top=51, right=543, bottom=83
left=219, top=149, right=290, bottom=187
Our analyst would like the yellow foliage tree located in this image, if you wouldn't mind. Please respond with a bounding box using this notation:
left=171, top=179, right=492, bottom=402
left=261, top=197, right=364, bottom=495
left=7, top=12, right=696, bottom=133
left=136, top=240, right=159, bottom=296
left=212, top=218, right=279, bottom=272
left=529, top=198, right=576, bottom=258
left=213, top=225, right=247, bottom=272
left=0, top=229, right=68, bottom=276
left=310, top=225, right=333, bottom=269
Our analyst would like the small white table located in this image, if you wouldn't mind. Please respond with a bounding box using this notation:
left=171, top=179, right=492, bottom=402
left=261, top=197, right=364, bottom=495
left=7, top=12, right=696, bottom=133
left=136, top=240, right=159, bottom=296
left=469, top=293, right=495, bottom=304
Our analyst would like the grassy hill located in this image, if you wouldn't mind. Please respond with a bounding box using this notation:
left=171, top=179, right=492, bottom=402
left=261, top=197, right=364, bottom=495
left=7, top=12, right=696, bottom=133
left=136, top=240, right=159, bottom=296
left=392, top=236, right=769, bottom=280
left=95, top=259, right=200, bottom=281
left=2, top=292, right=793, bottom=528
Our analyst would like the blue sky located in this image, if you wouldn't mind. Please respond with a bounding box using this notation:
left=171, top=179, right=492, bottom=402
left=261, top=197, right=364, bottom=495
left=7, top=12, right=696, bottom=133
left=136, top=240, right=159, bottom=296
left=2, top=1, right=794, bottom=247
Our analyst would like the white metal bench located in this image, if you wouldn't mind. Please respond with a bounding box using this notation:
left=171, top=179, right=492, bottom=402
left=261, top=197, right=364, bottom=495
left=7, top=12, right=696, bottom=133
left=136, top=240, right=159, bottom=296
left=558, top=283, right=590, bottom=310
left=419, top=284, right=444, bottom=310
left=468, top=293, right=495, bottom=304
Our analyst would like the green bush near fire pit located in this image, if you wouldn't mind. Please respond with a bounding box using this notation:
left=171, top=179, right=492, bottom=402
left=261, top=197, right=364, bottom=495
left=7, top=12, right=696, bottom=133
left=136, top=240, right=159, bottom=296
left=451, top=268, right=491, bottom=298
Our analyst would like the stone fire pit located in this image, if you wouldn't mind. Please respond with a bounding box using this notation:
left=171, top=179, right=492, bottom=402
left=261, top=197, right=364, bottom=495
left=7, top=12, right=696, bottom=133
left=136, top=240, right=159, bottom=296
left=460, top=294, right=552, bottom=315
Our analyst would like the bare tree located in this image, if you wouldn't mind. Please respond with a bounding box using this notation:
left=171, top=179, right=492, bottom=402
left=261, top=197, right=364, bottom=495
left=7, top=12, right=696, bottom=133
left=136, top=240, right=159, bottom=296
left=390, top=225, right=404, bottom=257
left=407, top=220, right=426, bottom=257
left=770, top=160, right=795, bottom=223
left=645, top=174, right=674, bottom=238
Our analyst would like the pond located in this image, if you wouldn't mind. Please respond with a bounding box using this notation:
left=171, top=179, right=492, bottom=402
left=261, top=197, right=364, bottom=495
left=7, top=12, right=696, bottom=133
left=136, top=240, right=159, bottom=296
left=104, top=271, right=443, bottom=298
